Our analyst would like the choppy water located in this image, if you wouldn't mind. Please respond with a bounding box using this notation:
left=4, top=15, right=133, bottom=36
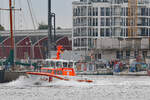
left=0, top=75, right=150, bottom=100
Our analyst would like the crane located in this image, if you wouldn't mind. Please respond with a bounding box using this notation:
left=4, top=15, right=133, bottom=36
left=128, top=0, right=138, bottom=37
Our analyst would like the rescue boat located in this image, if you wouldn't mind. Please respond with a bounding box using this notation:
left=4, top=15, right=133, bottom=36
left=26, top=46, right=93, bottom=83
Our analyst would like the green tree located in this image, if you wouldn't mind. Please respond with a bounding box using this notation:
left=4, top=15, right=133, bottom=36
left=57, top=27, right=62, bottom=30
left=0, top=24, right=5, bottom=31
left=38, top=24, right=48, bottom=30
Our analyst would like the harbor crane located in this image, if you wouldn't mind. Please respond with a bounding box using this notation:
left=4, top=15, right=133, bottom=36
left=128, top=0, right=138, bottom=37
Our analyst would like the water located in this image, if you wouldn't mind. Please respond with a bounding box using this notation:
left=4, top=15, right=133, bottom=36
left=0, top=75, right=150, bottom=100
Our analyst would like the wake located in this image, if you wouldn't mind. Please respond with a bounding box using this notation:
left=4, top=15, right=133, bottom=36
left=4, top=76, right=94, bottom=88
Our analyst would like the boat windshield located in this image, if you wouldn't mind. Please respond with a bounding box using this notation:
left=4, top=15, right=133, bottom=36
left=56, top=61, right=62, bottom=68
left=44, top=59, right=75, bottom=68
left=68, top=62, right=73, bottom=68
left=63, top=62, right=68, bottom=68
left=50, top=61, right=55, bottom=67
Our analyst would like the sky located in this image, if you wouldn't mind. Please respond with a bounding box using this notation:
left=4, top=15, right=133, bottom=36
left=0, top=0, right=76, bottom=30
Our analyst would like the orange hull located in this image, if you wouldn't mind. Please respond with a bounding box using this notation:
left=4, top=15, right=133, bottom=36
left=26, top=71, right=93, bottom=83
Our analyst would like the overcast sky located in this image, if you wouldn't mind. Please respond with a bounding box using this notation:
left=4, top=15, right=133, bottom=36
left=0, top=0, right=76, bottom=30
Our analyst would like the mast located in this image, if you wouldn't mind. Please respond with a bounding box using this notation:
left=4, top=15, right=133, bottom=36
left=8, top=0, right=15, bottom=67
left=9, top=0, right=14, bottom=49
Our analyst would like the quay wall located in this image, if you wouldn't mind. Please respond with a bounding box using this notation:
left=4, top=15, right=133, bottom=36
left=0, top=71, right=26, bottom=83
left=0, top=70, right=5, bottom=82
left=4, top=71, right=26, bottom=82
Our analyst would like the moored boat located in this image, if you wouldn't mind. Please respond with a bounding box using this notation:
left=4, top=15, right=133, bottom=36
left=113, top=58, right=148, bottom=76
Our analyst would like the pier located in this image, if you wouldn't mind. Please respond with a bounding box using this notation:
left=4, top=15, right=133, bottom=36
left=0, top=70, right=26, bottom=83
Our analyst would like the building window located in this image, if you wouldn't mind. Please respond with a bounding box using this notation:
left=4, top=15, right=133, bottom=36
left=142, top=51, right=147, bottom=58
left=134, top=51, right=139, bottom=58
left=93, top=7, right=98, bottom=16
left=96, top=8, right=98, bottom=16
left=106, top=8, right=110, bottom=16
left=88, top=18, right=92, bottom=26
left=88, top=7, right=92, bottom=16
left=106, top=18, right=110, bottom=26
left=74, top=39, right=77, bottom=47
left=141, top=8, right=145, bottom=16
left=121, top=29, right=123, bottom=36
left=101, top=8, right=105, bottom=16
left=98, top=54, right=101, bottom=59
left=116, top=51, right=123, bottom=59
left=88, top=38, right=92, bottom=47
left=96, top=18, right=98, bottom=26
left=77, top=38, right=80, bottom=47
left=88, top=28, right=92, bottom=36
left=96, top=28, right=98, bottom=36
left=73, top=29, right=77, bottom=36
left=81, top=28, right=86, bottom=36
left=93, top=18, right=96, bottom=26
left=141, top=28, right=146, bottom=36
left=126, top=8, right=128, bottom=16
left=73, top=8, right=76, bottom=16
left=81, top=38, right=86, bottom=46
left=95, top=53, right=101, bottom=60
left=100, top=28, right=104, bottom=36
left=106, top=29, right=110, bottom=36
left=126, top=50, right=130, bottom=58
left=101, top=18, right=105, bottom=26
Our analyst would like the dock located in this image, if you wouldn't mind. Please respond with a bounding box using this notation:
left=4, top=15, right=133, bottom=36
left=113, top=71, right=148, bottom=76
left=0, top=70, right=27, bottom=83
left=76, top=69, right=113, bottom=75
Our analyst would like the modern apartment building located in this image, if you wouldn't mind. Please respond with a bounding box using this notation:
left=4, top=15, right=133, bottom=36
left=72, top=0, right=150, bottom=51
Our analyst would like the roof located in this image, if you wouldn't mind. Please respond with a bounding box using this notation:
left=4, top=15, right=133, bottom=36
left=45, top=59, right=75, bottom=62
left=0, top=28, right=72, bottom=36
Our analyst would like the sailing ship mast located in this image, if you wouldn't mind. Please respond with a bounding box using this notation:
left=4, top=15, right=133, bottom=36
left=9, top=0, right=14, bottom=50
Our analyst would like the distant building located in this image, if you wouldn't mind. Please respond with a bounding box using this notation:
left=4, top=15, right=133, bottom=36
left=72, top=0, right=150, bottom=60
left=72, top=0, right=150, bottom=50
left=0, top=28, right=72, bottom=59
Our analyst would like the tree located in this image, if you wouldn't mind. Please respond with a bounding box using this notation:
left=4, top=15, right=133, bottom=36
left=57, top=27, right=62, bottom=30
left=38, top=24, right=48, bottom=30
left=0, top=24, right=5, bottom=31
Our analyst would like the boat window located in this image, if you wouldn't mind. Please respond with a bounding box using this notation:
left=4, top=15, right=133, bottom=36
left=45, top=61, right=52, bottom=67
left=50, top=61, right=55, bottom=67
left=48, top=69, right=53, bottom=73
left=45, top=61, right=49, bottom=67
left=41, top=69, right=47, bottom=73
left=68, top=62, right=73, bottom=68
left=74, top=62, right=77, bottom=68
left=63, top=62, right=68, bottom=68
left=56, top=61, right=62, bottom=68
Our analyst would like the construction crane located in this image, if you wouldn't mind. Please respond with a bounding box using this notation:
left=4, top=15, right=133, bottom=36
left=127, top=0, right=149, bottom=61
left=128, top=0, right=138, bottom=37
